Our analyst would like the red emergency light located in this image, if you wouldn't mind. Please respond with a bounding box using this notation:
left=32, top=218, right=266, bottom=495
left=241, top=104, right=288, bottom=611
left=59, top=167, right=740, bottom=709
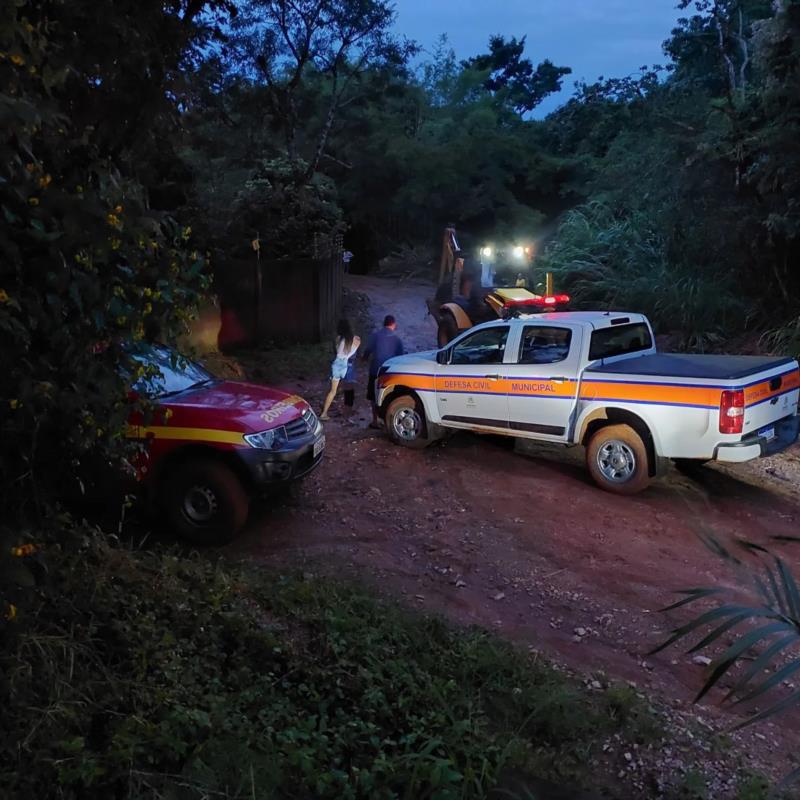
left=506, top=294, right=570, bottom=309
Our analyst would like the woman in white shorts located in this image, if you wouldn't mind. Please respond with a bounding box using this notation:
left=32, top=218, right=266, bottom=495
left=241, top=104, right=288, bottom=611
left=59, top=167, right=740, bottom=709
left=320, top=319, right=361, bottom=420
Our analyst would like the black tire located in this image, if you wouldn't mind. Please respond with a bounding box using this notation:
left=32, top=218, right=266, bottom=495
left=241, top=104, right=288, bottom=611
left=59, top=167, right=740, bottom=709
left=386, top=395, right=431, bottom=450
left=161, top=458, right=250, bottom=545
left=437, top=312, right=459, bottom=347
left=586, top=424, right=651, bottom=495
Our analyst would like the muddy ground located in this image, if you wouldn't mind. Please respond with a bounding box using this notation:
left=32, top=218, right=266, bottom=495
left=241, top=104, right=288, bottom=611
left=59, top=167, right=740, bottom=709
left=226, top=275, right=800, bottom=794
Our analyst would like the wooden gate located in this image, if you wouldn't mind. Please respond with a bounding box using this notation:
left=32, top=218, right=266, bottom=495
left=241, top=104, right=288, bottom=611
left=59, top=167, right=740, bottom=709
left=217, top=235, right=343, bottom=349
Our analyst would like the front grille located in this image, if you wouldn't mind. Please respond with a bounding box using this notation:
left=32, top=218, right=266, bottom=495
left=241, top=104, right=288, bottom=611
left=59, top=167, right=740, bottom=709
left=302, top=407, right=318, bottom=429
left=284, top=408, right=317, bottom=442
left=284, top=417, right=309, bottom=441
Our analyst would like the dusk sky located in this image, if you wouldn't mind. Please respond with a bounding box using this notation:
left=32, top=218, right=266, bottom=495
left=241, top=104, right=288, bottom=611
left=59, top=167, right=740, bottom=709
left=392, top=0, right=685, bottom=115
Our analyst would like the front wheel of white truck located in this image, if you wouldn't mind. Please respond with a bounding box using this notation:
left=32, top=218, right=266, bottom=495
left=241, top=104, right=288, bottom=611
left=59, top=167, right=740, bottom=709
left=385, top=395, right=432, bottom=450
left=586, top=424, right=651, bottom=495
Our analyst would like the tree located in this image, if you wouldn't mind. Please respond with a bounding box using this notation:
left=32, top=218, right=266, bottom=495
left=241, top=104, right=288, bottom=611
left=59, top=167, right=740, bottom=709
left=229, top=157, right=345, bottom=258
left=740, top=0, right=800, bottom=306
left=463, top=35, right=571, bottom=116
left=230, top=0, right=416, bottom=180
left=668, top=0, right=773, bottom=97
left=0, top=0, right=230, bottom=516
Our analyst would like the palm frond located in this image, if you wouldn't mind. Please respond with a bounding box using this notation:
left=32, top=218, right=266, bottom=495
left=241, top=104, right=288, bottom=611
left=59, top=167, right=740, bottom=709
left=659, top=587, right=728, bottom=613
left=650, top=604, right=778, bottom=655
left=776, top=557, right=800, bottom=620
left=694, top=622, right=792, bottom=702
left=657, top=540, right=800, bottom=734
left=722, top=633, right=799, bottom=702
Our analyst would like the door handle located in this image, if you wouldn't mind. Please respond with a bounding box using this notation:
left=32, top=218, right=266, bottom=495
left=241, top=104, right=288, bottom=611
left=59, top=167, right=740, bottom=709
left=484, top=374, right=501, bottom=381
left=550, top=376, right=568, bottom=384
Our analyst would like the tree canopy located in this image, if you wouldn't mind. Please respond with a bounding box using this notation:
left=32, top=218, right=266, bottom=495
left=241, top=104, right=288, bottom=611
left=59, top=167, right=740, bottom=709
left=4, top=0, right=800, bottom=516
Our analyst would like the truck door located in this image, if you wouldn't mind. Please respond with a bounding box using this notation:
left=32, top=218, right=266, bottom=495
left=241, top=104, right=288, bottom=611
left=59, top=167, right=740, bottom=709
left=503, top=323, right=583, bottom=441
left=435, top=325, right=509, bottom=430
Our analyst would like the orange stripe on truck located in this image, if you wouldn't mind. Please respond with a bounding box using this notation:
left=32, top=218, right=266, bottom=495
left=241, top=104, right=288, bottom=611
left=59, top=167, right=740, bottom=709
left=380, top=369, right=800, bottom=410
left=744, top=370, right=800, bottom=406
left=579, top=381, right=723, bottom=408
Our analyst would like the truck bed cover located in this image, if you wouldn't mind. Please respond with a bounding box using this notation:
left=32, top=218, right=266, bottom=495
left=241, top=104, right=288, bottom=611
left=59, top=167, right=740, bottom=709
left=587, top=353, right=796, bottom=381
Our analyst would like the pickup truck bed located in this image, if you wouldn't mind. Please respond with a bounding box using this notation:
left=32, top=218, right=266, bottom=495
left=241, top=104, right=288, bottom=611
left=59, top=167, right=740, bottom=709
left=588, top=353, right=796, bottom=381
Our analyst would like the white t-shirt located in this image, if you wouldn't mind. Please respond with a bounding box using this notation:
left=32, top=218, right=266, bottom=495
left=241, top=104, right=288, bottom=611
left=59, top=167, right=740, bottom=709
left=336, top=336, right=360, bottom=360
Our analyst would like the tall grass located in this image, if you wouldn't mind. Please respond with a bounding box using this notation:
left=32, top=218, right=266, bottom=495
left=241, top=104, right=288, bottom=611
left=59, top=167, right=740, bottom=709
left=760, top=316, right=800, bottom=358
left=540, top=203, right=748, bottom=350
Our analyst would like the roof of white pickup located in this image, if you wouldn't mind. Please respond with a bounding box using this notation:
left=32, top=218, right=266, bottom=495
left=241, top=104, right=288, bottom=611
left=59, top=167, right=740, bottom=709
left=514, top=311, right=648, bottom=329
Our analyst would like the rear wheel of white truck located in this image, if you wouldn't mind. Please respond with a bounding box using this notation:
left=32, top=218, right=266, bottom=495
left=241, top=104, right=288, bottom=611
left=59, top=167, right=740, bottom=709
left=587, top=424, right=651, bottom=495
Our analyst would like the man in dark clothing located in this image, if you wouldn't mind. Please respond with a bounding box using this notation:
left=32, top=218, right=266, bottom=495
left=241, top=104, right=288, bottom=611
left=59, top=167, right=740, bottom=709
left=363, top=314, right=404, bottom=428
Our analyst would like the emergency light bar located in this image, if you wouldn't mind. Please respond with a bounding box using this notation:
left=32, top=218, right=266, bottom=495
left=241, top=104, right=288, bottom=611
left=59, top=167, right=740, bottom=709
left=486, top=288, right=571, bottom=318
left=521, top=294, right=570, bottom=308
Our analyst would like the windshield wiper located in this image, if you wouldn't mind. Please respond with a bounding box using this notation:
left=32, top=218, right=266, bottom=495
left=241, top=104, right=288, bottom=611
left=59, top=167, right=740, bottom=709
left=155, top=378, right=217, bottom=399
left=189, top=378, right=217, bottom=390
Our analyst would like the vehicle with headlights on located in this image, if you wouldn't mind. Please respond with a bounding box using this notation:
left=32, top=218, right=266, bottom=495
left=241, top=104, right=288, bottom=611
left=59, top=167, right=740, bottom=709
left=478, top=242, right=534, bottom=287
left=127, top=345, right=324, bottom=544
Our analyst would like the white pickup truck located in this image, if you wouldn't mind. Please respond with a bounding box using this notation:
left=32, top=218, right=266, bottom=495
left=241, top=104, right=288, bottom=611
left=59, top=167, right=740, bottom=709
left=375, top=311, right=800, bottom=494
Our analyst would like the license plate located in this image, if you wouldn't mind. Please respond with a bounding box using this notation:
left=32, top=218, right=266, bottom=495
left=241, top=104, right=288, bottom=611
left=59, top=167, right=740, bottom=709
left=759, top=426, right=775, bottom=441
left=313, top=436, right=325, bottom=457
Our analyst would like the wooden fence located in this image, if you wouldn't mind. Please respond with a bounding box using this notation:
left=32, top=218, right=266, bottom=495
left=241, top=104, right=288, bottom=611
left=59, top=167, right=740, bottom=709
left=216, top=237, right=343, bottom=349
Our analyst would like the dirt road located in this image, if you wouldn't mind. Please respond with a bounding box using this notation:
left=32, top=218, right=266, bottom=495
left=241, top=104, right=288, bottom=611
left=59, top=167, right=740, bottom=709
left=231, top=275, right=800, bottom=785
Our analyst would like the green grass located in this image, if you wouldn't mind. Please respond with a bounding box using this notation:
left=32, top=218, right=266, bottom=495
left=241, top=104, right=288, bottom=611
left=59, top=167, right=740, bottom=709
left=670, top=769, right=710, bottom=800
left=736, top=773, right=772, bottom=800
left=0, top=527, right=648, bottom=799
left=0, top=526, right=784, bottom=799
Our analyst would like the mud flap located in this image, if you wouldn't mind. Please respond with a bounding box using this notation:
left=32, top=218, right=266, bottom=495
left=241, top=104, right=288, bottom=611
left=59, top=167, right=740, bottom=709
left=654, top=455, right=672, bottom=478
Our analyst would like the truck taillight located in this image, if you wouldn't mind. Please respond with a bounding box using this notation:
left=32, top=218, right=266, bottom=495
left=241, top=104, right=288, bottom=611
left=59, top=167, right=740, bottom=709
left=719, top=390, right=745, bottom=434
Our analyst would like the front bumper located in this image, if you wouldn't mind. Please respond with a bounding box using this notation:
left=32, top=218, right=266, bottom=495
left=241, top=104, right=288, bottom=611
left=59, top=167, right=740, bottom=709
left=715, top=414, right=800, bottom=464
left=235, top=432, right=325, bottom=487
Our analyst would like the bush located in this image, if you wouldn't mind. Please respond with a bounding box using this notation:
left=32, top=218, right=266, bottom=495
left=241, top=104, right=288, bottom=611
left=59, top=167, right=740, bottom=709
left=0, top=2, right=214, bottom=517
left=540, top=202, right=747, bottom=350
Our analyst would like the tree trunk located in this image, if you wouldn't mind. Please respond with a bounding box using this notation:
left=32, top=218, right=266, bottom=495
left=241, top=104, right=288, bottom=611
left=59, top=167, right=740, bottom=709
left=715, top=12, right=738, bottom=96
left=304, top=96, right=339, bottom=181
left=736, top=7, right=750, bottom=94
left=285, top=94, right=298, bottom=161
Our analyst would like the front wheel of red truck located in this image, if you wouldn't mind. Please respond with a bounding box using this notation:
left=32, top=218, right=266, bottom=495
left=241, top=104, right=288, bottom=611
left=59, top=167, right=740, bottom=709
left=162, top=458, right=250, bottom=545
left=586, top=424, right=651, bottom=495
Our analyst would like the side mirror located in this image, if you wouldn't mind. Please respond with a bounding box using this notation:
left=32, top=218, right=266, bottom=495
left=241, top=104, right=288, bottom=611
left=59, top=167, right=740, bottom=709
left=436, top=349, right=449, bottom=365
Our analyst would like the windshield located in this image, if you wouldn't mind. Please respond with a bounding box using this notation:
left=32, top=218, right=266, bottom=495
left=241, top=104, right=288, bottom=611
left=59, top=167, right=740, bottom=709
left=589, top=323, right=652, bottom=361
left=131, top=345, right=215, bottom=398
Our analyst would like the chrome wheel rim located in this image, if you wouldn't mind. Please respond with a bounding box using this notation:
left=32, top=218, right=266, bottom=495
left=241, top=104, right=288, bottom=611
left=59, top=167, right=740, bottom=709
left=183, top=485, right=218, bottom=523
left=597, top=440, right=636, bottom=483
left=392, top=407, right=422, bottom=441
